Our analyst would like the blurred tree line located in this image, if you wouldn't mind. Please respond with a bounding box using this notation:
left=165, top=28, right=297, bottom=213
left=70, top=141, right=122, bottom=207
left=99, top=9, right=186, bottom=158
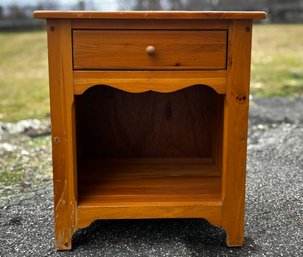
left=0, top=0, right=303, bottom=30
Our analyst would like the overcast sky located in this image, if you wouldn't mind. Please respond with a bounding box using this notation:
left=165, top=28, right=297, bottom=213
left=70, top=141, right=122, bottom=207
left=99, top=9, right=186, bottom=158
left=0, top=0, right=120, bottom=11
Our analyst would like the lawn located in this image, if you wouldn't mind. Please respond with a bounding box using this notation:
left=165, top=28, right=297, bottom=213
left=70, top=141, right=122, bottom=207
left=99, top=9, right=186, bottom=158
left=251, top=24, right=303, bottom=96
left=0, top=24, right=302, bottom=122
left=0, top=31, right=49, bottom=121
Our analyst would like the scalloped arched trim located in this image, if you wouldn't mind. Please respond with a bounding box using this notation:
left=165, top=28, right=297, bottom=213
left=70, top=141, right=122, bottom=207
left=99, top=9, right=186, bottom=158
left=73, top=70, right=227, bottom=95
left=77, top=83, right=224, bottom=96
left=77, top=205, right=223, bottom=230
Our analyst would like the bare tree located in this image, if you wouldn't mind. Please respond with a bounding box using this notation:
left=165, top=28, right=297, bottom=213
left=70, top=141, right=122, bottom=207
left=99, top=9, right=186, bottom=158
left=169, top=0, right=184, bottom=10
left=133, top=0, right=162, bottom=10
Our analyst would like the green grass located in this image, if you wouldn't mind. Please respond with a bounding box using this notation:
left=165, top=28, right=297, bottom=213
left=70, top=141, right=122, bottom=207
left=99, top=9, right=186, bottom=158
left=0, top=25, right=302, bottom=121
left=251, top=24, right=303, bottom=96
left=0, top=170, right=25, bottom=183
left=0, top=135, right=52, bottom=184
left=0, top=31, right=49, bottom=122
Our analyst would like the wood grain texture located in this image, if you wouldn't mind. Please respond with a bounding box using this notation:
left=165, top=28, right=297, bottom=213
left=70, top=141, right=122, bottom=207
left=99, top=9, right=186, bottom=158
left=33, top=11, right=267, bottom=20
left=77, top=158, right=221, bottom=205
left=221, top=19, right=253, bottom=247
left=77, top=158, right=222, bottom=228
left=77, top=205, right=222, bottom=229
left=73, top=70, right=227, bottom=94
left=75, top=85, right=222, bottom=158
left=71, top=19, right=228, bottom=29
left=211, top=94, right=225, bottom=174
left=73, top=29, right=227, bottom=70
left=36, top=12, right=259, bottom=249
left=46, top=19, right=77, bottom=250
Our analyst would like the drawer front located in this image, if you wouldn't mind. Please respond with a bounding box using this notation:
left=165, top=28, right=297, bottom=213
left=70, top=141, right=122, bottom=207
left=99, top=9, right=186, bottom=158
left=73, top=30, right=227, bottom=70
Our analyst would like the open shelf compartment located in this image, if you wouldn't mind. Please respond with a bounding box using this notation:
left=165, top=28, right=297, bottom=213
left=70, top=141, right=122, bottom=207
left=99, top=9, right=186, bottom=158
left=75, top=85, right=225, bottom=209
left=77, top=158, right=221, bottom=207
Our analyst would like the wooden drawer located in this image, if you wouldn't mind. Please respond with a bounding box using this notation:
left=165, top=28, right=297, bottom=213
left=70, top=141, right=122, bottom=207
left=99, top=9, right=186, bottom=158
left=73, top=30, right=227, bottom=70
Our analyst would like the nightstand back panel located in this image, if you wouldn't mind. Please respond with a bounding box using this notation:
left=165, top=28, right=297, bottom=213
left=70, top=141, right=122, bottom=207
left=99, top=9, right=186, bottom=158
left=75, top=85, right=223, bottom=158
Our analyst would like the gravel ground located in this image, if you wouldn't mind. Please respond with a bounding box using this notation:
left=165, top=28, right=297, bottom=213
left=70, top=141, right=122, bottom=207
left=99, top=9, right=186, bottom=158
left=0, top=97, right=302, bottom=257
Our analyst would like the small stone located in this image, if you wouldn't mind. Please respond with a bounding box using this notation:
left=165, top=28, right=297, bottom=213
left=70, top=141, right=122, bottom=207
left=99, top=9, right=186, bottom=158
left=0, top=143, right=17, bottom=153
left=20, top=149, right=29, bottom=155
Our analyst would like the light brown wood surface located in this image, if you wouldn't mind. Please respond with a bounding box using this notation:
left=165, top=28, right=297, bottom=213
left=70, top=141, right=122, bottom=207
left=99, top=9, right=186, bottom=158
left=77, top=205, right=223, bottom=230
left=211, top=94, right=225, bottom=175
left=71, top=19, right=229, bottom=30
left=46, top=19, right=77, bottom=250
left=77, top=158, right=222, bottom=228
left=35, top=11, right=265, bottom=250
left=33, top=11, right=267, bottom=20
left=73, top=29, right=227, bottom=70
left=222, top=19, right=252, bottom=246
left=73, top=70, right=227, bottom=94
left=78, top=158, right=221, bottom=206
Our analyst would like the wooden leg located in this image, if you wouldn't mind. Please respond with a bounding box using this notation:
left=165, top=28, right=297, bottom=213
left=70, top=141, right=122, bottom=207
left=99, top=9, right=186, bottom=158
left=222, top=20, right=252, bottom=248
left=47, top=19, right=77, bottom=251
left=53, top=180, right=77, bottom=250
left=55, top=230, right=73, bottom=250
left=224, top=221, right=244, bottom=247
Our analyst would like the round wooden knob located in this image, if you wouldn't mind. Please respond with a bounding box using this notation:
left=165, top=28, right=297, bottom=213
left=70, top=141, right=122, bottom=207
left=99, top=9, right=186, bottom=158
left=146, top=45, right=156, bottom=56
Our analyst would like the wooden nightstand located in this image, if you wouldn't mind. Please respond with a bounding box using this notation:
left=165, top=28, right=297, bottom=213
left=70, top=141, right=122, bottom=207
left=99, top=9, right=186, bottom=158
left=33, top=11, right=266, bottom=250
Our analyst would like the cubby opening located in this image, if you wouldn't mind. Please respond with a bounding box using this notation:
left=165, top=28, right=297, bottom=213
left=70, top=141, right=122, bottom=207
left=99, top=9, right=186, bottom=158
left=75, top=85, right=225, bottom=207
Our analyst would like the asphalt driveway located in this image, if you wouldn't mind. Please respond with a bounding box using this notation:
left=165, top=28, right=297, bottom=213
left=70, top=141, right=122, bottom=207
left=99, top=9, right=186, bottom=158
left=0, top=97, right=302, bottom=257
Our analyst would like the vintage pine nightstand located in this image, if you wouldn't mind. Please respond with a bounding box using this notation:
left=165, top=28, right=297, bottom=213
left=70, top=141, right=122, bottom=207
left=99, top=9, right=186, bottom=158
left=33, top=11, right=266, bottom=250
